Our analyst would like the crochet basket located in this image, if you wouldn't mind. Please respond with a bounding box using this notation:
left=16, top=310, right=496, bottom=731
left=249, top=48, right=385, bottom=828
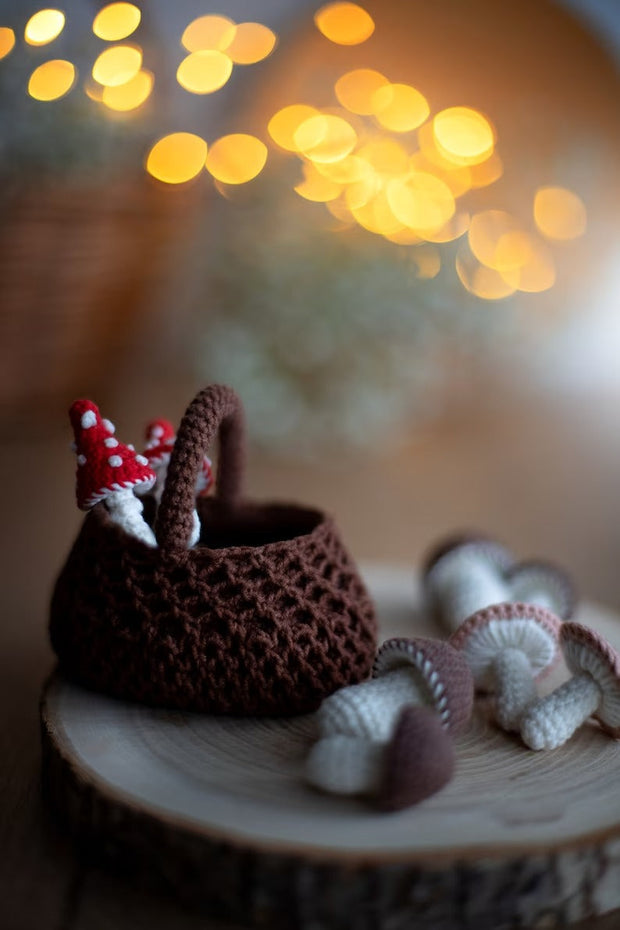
left=49, top=384, right=378, bottom=715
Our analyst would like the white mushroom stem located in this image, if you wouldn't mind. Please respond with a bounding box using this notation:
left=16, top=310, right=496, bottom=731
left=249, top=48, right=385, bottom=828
left=520, top=674, right=601, bottom=751
left=492, top=648, right=538, bottom=732
left=317, top=668, right=428, bottom=742
left=430, top=556, right=509, bottom=633
left=105, top=488, right=157, bottom=548
left=305, top=735, right=384, bottom=797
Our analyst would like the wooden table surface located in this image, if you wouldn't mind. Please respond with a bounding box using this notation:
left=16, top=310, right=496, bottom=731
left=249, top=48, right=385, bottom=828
left=3, top=388, right=620, bottom=929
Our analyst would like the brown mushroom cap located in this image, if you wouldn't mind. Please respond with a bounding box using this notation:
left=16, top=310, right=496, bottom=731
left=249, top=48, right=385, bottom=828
left=378, top=706, right=455, bottom=811
left=449, top=602, right=561, bottom=690
left=561, top=622, right=620, bottom=737
left=373, top=637, right=474, bottom=735
left=505, top=559, right=576, bottom=620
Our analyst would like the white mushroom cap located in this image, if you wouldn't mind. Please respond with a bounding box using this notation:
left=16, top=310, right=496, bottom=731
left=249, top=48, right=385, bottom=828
left=449, top=602, right=561, bottom=690
left=423, top=534, right=514, bottom=587
left=561, top=622, right=620, bottom=736
left=505, top=560, right=576, bottom=620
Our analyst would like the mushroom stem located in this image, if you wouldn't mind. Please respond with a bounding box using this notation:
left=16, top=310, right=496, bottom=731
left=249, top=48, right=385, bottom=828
left=493, top=648, right=538, bottom=732
left=105, top=488, right=157, bottom=547
left=520, top=674, right=601, bottom=750
left=305, top=735, right=384, bottom=796
left=431, top=556, right=509, bottom=633
left=317, top=668, right=427, bottom=741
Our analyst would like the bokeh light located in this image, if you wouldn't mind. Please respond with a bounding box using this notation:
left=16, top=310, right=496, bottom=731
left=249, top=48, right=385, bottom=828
left=335, top=69, right=388, bottom=115
left=268, top=104, right=319, bottom=151
left=372, top=83, right=430, bottom=132
left=387, top=172, right=455, bottom=235
left=181, top=15, right=236, bottom=52
left=314, top=154, right=369, bottom=184
left=534, top=186, right=587, bottom=240
left=92, top=3, right=141, bottom=41
left=358, top=138, right=409, bottom=177
left=468, top=210, right=519, bottom=268
left=226, top=22, right=277, bottom=64
left=205, top=134, right=268, bottom=184
left=0, top=27, right=15, bottom=59
left=422, top=211, right=470, bottom=243
left=433, top=106, right=495, bottom=165
left=294, top=114, right=357, bottom=163
left=413, top=245, right=441, bottom=279
left=28, top=59, right=76, bottom=101
left=24, top=9, right=65, bottom=46
left=314, top=2, right=375, bottom=45
left=92, top=45, right=142, bottom=87
left=101, top=69, right=153, bottom=111
left=295, top=163, right=342, bottom=202
left=176, top=50, right=232, bottom=94
left=350, top=189, right=405, bottom=236
left=469, top=151, right=503, bottom=188
left=501, top=239, right=556, bottom=292
left=456, top=242, right=516, bottom=300
left=146, top=132, right=207, bottom=184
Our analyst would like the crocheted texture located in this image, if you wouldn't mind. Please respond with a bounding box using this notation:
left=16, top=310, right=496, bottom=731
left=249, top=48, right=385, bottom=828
left=305, top=735, right=384, bottom=796
left=51, top=385, right=378, bottom=716
left=372, top=637, right=474, bottom=734
left=520, top=674, right=601, bottom=751
left=379, top=706, right=455, bottom=810
left=449, top=602, right=561, bottom=690
left=561, top=622, right=620, bottom=737
left=506, top=560, right=576, bottom=621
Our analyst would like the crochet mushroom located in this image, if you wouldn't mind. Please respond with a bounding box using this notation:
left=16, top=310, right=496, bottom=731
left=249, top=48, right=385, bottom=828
left=69, top=400, right=156, bottom=547
left=520, top=621, right=620, bottom=750
left=142, top=418, right=214, bottom=548
left=305, top=637, right=474, bottom=809
left=423, top=533, right=575, bottom=633
left=450, top=602, right=561, bottom=732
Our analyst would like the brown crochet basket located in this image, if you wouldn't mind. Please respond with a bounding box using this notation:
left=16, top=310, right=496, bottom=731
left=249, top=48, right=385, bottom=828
left=50, top=384, right=378, bottom=715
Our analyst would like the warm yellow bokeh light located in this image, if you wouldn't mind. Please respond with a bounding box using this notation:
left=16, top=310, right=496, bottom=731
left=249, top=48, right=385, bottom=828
left=326, top=197, right=354, bottom=225
left=294, top=114, right=357, bottom=164
left=205, top=134, right=267, bottom=184
left=28, top=59, right=76, bottom=101
left=469, top=151, right=503, bottom=188
left=0, top=27, right=15, bottom=59
left=358, top=138, right=409, bottom=177
left=268, top=104, right=318, bottom=151
left=468, top=210, right=519, bottom=268
left=315, top=154, right=369, bottom=184
left=345, top=172, right=381, bottom=210
left=93, top=45, right=142, bottom=87
left=181, top=15, right=236, bottom=52
left=422, top=211, right=470, bottom=243
left=413, top=245, right=441, bottom=279
left=146, top=132, right=207, bottom=184
left=351, top=190, right=405, bottom=237
left=226, top=22, right=276, bottom=64
left=101, top=69, right=153, bottom=111
left=433, top=107, right=495, bottom=165
left=501, top=241, right=556, bottom=293
left=372, top=83, right=430, bottom=132
left=410, top=143, right=472, bottom=200
left=25, top=9, right=65, bottom=46
left=93, top=3, right=141, bottom=41
left=456, top=244, right=516, bottom=300
left=493, top=230, right=533, bottom=272
left=334, top=69, right=388, bottom=115
left=387, top=172, right=455, bottom=235
left=314, top=2, right=375, bottom=45
left=383, top=226, right=422, bottom=245
left=534, top=186, right=586, bottom=240
left=295, top=163, right=342, bottom=202
left=176, top=50, right=232, bottom=94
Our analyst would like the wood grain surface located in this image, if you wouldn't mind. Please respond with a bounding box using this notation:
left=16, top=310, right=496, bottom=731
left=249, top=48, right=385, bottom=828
left=41, top=567, right=620, bottom=929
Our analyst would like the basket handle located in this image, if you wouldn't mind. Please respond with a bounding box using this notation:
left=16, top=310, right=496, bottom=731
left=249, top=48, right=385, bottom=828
left=155, top=384, right=245, bottom=551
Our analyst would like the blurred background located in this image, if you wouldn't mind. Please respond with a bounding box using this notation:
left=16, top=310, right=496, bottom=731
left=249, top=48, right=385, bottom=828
left=0, top=2, right=619, bottom=924
left=0, top=0, right=619, bottom=625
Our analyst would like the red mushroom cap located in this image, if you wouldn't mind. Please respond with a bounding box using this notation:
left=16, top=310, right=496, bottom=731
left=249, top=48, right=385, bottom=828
left=143, top=418, right=176, bottom=469
left=196, top=454, right=214, bottom=497
left=69, top=399, right=156, bottom=510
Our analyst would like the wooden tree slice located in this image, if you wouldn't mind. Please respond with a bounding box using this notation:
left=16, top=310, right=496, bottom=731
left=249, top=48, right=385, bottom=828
left=41, top=566, right=620, bottom=929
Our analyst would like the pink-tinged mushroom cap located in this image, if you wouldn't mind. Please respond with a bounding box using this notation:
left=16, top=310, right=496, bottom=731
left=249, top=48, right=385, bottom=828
left=143, top=418, right=176, bottom=469
left=373, top=637, right=474, bottom=735
left=505, top=560, right=576, bottom=620
left=422, top=532, right=514, bottom=584
left=450, top=602, right=561, bottom=690
left=69, top=399, right=156, bottom=510
left=561, top=622, right=620, bottom=737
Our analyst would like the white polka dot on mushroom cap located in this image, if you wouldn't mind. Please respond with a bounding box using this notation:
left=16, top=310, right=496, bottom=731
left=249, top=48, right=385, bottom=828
left=77, top=454, right=87, bottom=466
left=135, top=454, right=149, bottom=465
left=108, top=455, right=123, bottom=467
left=81, top=410, right=97, bottom=429
left=152, top=426, right=164, bottom=437
left=102, top=418, right=115, bottom=434
left=104, top=437, right=119, bottom=448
